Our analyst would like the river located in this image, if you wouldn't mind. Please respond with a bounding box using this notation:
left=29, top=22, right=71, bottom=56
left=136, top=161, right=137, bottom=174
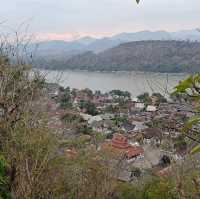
left=39, top=70, right=187, bottom=98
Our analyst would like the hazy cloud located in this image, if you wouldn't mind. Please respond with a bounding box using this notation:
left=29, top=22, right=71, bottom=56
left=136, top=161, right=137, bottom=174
left=1, top=0, right=200, bottom=40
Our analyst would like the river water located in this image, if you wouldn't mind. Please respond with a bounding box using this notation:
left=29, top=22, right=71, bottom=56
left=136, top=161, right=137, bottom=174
left=39, top=70, right=187, bottom=98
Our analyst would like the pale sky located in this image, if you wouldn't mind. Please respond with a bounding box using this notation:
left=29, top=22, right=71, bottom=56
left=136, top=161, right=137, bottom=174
left=1, top=0, right=200, bottom=40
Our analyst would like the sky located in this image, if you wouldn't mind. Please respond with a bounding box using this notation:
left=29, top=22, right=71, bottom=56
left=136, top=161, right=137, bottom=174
left=1, top=0, right=200, bottom=41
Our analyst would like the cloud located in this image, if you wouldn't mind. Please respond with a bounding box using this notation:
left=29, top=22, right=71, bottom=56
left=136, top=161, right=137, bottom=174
left=1, top=0, right=200, bottom=40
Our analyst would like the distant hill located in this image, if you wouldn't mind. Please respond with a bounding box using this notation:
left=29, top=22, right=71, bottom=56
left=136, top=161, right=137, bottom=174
left=53, top=40, right=200, bottom=73
left=112, top=31, right=172, bottom=41
left=33, top=29, right=200, bottom=72
left=33, top=29, right=200, bottom=58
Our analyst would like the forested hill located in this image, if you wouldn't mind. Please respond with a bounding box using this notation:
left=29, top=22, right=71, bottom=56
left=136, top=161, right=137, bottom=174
left=39, top=40, right=200, bottom=73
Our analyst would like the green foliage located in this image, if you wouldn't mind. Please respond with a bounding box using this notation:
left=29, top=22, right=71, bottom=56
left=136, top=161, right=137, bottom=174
left=109, top=90, right=131, bottom=100
left=174, top=74, right=200, bottom=154
left=112, top=116, right=128, bottom=126
left=60, top=87, right=73, bottom=108
left=106, top=132, right=114, bottom=139
left=184, top=116, right=200, bottom=131
left=143, top=179, right=178, bottom=199
left=174, top=137, right=187, bottom=151
left=175, top=75, right=196, bottom=93
left=79, top=125, right=93, bottom=135
left=174, top=74, right=200, bottom=100
left=116, top=183, right=142, bottom=199
left=152, top=93, right=167, bottom=104
left=0, top=56, right=9, bottom=65
left=170, top=92, right=189, bottom=103
left=0, top=155, right=10, bottom=199
left=60, top=136, right=91, bottom=149
left=116, top=179, right=178, bottom=199
left=137, top=92, right=152, bottom=105
left=83, top=88, right=93, bottom=97
left=62, top=112, right=84, bottom=124
left=190, top=144, right=200, bottom=154
left=79, top=100, right=98, bottom=116
left=137, top=92, right=167, bottom=105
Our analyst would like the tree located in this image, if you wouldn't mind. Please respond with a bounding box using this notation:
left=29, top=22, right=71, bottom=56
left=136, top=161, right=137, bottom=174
left=79, top=100, right=98, bottom=116
left=115, top=183, right=142, bottom=199
left=137, top=92, right=152, bottom=105
left=143, top=179, right=178, bottom=199
left=0, top=53, right=68, bottom=198
left=64, top=151, right=116, bottom=199
left=0, top=155, right=10, bottom=199
left=152, top=93, right=167, bottom=104
left=109, top=90, right=131, bottom=101
left=174, top=75, right=200, bottom=154
left=60, top=87, right=73, bottom=108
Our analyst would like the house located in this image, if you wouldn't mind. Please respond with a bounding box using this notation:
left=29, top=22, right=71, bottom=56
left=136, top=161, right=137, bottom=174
left=131, top=121, right=148, bottom=132
left=131, top=97, right=139, bottom=103
left=121, top=122, right=136, bottom=133
left=73, top=89, right=93, bottom=104
left=100, top=113, right=115, bottom=120
left=90, top=119, right=114, bottom=134
left=101, top=133, right=144, bottom=162
left=88, top=115, right=102, bottom=125
left=45, top=83, right=61, bottom=98
left=135, top=103, right=145, bottom=109
left=151, top=95, right=159, bottom=105
left=80, top=113, right=92, bottom=121
left=146, top=105, right=157, bottom=112
left=143, top=128, right=162, bottom=144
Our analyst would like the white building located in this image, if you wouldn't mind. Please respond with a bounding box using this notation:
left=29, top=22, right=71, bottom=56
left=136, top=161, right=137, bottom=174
left=135, top=103, right=145, bottom=109
left=88, top=115, right=103, bottom=125
left=146, top=105, right=157, bottom=112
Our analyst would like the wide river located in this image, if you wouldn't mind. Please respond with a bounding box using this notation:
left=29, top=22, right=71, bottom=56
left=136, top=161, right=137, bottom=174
left=40, top=70, right=187, bottom=98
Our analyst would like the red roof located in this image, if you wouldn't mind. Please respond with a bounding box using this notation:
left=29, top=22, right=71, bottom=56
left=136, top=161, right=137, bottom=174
left=111, top=134, right=129, bottom=149
left=125, top=146, right=144, bottom=159
left=102, top=133, right=144, bottom=159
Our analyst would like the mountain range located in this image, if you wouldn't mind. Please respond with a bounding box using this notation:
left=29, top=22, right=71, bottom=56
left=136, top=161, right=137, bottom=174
left=33, top=29, right=200, bottom=56
left=55, top=40, right=200, bottom=73
left=33, top=29, right=200, bottom=72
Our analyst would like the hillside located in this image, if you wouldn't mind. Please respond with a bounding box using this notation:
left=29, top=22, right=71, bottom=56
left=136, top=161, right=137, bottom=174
left=51, top=40, right=200, bottom=73
left=33, top=29, right=200, bottom=59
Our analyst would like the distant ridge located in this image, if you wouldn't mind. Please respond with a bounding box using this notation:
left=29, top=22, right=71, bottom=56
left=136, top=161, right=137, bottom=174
left=45, top=40, right=200, bottom=73
left=33, top=29, right=200, bottom=72
left=33, top=29, right=200, bottom=56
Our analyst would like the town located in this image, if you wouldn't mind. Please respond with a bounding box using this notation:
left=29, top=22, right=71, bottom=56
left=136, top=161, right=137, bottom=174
left=44, top=82, right=195, bottom=182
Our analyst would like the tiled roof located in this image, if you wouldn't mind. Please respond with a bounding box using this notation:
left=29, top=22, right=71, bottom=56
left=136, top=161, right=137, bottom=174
left=125, top=146, right=144, bottom=159
left=102, top=134, right=144, bottom=159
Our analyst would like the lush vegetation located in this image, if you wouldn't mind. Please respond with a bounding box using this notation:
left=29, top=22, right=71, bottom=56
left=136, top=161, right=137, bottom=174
left=174, top=74, right=200, bottom=154
left=1, top=55, right=200, bottom=198
left=109, top=90, right=131, bottom=100
left=79, top=100, right=98, bottom=116
left=59, top=87, right=73, bottom=109
left=0, top=155, right=10, bottom=199
left=0, top=1, right=199, bottom=198
left=44, top=41, right=200, bottom=73
left=137, top=92, right=167, bottom=105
